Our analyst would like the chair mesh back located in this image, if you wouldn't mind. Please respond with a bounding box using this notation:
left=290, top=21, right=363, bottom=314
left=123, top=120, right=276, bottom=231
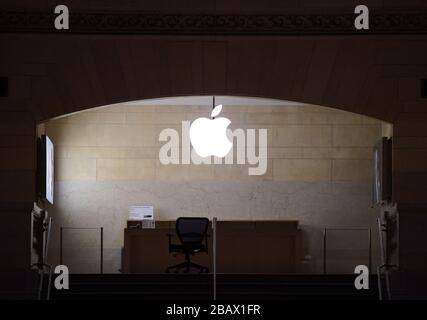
left=176, top=217, right=209, bottom=245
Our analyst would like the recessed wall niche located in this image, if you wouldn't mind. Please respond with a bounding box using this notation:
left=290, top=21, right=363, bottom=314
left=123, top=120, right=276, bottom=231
left=39, top=96, right=391, bottom=274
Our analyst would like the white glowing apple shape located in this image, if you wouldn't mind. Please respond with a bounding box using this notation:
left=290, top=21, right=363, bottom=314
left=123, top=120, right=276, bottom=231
left=189, top=106, right=232, bottom=158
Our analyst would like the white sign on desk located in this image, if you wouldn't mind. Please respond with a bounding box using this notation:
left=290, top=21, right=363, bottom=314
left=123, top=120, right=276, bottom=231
left=128, top=206, right=154, bottom=220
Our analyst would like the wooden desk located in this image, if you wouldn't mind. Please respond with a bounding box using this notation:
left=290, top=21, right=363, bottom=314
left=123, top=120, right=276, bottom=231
left=122, top=220, right=302, bottom=274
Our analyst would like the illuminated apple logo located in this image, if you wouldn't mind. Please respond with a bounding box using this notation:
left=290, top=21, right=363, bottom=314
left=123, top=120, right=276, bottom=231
left=189, top=104, right=232, bottom=158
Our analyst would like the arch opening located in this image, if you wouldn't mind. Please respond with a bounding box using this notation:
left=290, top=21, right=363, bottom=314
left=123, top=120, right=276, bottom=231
left=37, top=96, right=392, bottom=275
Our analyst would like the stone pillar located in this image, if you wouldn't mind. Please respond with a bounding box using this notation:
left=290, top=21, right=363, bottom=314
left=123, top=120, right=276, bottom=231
left=0, top=102, right=37, bottom=296
left=392, top=78, right=427, bottom=298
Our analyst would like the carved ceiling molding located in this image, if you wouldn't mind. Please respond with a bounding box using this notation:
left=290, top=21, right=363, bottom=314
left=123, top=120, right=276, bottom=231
left=1, top=12, right=427, bottom=35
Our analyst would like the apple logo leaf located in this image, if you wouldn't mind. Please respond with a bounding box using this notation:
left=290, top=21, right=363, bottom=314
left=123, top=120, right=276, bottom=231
left=211, top=104, right=223, bottom=118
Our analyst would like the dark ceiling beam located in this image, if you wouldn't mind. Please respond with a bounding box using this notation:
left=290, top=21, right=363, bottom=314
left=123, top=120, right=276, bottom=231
left=1, top=12, right=427, bottom=35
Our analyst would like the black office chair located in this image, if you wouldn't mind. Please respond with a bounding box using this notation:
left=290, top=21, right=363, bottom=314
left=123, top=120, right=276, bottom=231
left=166, top=217, right=209, bottom=273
